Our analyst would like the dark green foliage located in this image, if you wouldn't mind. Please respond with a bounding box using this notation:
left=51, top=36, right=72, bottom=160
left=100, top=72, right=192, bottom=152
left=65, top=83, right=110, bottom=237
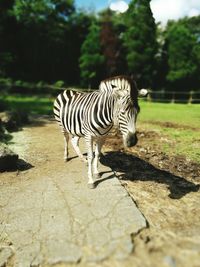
left=0, top=0, right=200, bottom=93
left=0, top=0, right=93, bottom=85
left=99, top=9, right=126, bottom=77
left=123, top=0, right=158, bottom=88
left=0, top=99, right=8, bottom=112
left=79, top=21, right=105, bottom=87
left=11, top=0, right=76, bottom=83
left=13, top=0, right=75, bottom=23
left=67, top=12, right=95, bottom=84
left=153, top=26, right=168, bottom=91
left=165, top=18, right=200, bottom=91
left=0, top=0, right=16, bottom=77
left=79, top=9, right=127, bottom=86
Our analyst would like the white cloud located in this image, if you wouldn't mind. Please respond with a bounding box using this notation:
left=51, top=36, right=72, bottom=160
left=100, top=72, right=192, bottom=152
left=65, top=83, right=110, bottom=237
left=110, top=0, right=129, bottom=13
left=150, top=0, right=200, bottom=24
left=188, top=8, right=200, bottom=18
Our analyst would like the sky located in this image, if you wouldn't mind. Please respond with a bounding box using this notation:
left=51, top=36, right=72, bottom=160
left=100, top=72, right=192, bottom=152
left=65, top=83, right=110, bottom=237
left=75, top=0, right=200, bottom=24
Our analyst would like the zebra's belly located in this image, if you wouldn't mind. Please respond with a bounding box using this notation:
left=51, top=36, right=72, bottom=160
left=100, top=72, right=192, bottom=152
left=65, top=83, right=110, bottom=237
left=82, top=123, right=113, bottom=137
left=60, top=116, right=84, bottom=137
left=62, top=123, right=113, bottom=138
left=62, top=124, right=84, bottom=137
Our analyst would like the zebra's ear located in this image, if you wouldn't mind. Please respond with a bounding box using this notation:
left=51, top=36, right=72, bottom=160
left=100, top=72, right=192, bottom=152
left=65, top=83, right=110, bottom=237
left=138, top=88, right=148, bottom=97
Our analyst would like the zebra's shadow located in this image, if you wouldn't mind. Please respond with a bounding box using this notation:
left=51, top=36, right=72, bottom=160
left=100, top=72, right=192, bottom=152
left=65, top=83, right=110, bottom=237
left=95, top=170, right=115, bottom=186
left=100, top=151, right=200, bottom=199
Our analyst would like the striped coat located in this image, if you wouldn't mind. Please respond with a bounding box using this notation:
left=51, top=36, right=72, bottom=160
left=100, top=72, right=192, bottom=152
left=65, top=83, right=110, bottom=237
left=54, top=76, right=147, bottom=188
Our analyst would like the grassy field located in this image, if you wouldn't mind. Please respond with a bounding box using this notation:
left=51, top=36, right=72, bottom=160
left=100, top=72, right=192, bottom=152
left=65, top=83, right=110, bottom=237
left=0, top=94, right=54, bottom=115
left=1, top=94, right=200, bottom=163
left=138, top=101, right=200, bottom=163
left=139, top=101, right=200, bottom=127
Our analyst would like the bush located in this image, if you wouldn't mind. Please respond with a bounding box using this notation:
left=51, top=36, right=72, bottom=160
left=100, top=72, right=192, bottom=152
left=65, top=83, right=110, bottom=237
left=53, top=80, right=65, bottom=88
left=36, top=81, right=46, bottom=88
left=0, top=110, right=29, bottom=132
left=0, top=77, right=13, bottom=91
left=0, top=99, right=8, bottom=112
left=0, top=78, right=66, bottom=95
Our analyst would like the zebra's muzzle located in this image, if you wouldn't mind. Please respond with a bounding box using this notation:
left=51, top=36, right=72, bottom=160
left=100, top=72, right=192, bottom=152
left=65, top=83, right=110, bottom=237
left=125, top=133, right=138, bottom=147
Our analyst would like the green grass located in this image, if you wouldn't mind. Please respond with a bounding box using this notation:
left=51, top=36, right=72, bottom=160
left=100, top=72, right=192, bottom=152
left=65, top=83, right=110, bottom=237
left=138, top=101, right=200, bottom=163
left=139, top=101, right=200, bottom=127
left=1, top=94, right=200, bottom=163
left=161, top=128, right=200, bottom=162
left=0, top=94, right=54, bottom=115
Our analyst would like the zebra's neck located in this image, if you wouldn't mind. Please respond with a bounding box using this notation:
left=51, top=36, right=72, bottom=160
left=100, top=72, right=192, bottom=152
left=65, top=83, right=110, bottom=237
left=100, top=91, right=118, bottom=127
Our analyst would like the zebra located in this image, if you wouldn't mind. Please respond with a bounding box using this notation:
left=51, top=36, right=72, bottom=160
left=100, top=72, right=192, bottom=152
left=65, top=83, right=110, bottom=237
left=53, top=75, right=148, bottom=188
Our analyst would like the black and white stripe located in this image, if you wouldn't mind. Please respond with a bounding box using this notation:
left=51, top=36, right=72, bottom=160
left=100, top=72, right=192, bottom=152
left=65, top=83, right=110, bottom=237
left=54, top=90, right=114, bottom=137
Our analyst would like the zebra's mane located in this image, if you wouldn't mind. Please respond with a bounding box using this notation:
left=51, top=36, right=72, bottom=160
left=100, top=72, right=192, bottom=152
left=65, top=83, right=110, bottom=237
left=99, top=75, right=138, bottom=106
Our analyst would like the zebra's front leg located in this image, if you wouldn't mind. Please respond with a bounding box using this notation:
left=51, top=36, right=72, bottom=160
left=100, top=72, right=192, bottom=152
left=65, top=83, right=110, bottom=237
left=85, top=136, right=95, bottom=189
left=63, top=131, right=69, bottom=162
left=93, top=138, right=105, bottom=179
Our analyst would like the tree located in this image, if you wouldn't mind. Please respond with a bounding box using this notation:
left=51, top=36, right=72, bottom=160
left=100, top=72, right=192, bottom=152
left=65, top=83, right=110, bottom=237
left=79, top=21, right=105, bottom=88
left=11, top=0, right=76, bottom=82
left=99, top=9, right=126, bottom=77
left=1, top=0, right=81, bottom=83
left=153, top=24, right=169, bottom=91
left=13, top=0, right=75, bottom=24
left=0, top=0, right=17, bottom=77
left=67, top=11, right=95, bottom=84
left=0, top=0, right=95, bottom=85
left=123, top=0, right=157, bottom=88
left=165, top=19, right=200, bottom=91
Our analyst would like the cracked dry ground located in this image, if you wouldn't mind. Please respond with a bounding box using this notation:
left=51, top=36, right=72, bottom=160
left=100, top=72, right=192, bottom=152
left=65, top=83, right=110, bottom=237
left=1, top=116, right=200, bottom=267
left=0, top=117, right=146, bottom=267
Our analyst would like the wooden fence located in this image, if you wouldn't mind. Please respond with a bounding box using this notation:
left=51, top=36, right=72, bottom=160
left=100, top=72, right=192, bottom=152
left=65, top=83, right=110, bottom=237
left=1, top=82, right=200, bottom=103
left=144, top=90, right=200, bottom=104
left=49, top=87, right=200, bottom=103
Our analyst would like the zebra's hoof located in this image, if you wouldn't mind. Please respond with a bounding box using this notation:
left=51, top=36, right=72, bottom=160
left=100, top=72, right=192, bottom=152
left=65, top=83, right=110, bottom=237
left=64, top=158, right=68, bottom=162
left=88, top=183, right=96, bottom=189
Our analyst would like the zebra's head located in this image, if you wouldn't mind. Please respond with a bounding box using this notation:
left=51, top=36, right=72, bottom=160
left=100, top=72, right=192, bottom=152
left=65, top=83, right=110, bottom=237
left=115, top=94, right=139, bottom=147
left=100, top=76, right=148, bottom=147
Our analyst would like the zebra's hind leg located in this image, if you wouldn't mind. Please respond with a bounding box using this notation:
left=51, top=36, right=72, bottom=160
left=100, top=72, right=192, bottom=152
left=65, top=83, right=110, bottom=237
left=71, top=136, right=87, bottom=163
left=63, top=131, right=69, bottom=162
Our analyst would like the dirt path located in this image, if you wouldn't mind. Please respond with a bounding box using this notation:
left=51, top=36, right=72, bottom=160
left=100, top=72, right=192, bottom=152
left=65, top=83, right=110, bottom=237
left=0, top=117, right=146, bottom=267
left=0, top=117, right=200, bottom=267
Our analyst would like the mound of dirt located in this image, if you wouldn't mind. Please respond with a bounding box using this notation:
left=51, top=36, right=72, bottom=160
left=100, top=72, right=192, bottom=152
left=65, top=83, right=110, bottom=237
left=104, top=129, right=200, bottom=181
left=103, top=128, right=200, bottom=267
left=0, top=144, right=18, bottom=171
